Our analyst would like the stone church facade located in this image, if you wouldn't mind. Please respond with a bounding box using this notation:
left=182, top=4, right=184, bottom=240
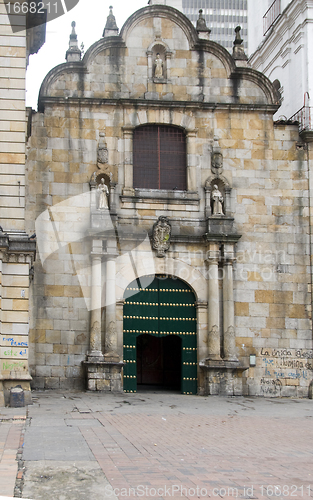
left=24, top=3, right=313, bottom=398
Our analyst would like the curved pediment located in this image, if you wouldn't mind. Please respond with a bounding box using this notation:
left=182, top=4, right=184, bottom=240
left=38, top=4, right=280, bottom=111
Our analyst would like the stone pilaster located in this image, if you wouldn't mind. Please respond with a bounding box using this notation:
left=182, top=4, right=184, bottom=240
left=122, top=126, right=134, bottom=196
left=85, top=239, right=123, bottom=392
left=223, top=244, right=238, bottom=361
left=186, top=129, right=198, bottom=192
left=204, top=184, right=212, bottom=218
left=88, top=254, right=103, bottom=359
left=104, top=254, right=119, bottom=361
left=147, top=50, right=153, bottom=79
left=206, top=243, right=221, bottom=360
left=165, top=50, right=172, bottom=80
left=109, top=182, right=117, bottom=215
left=195, top=300, right=208, bottom=385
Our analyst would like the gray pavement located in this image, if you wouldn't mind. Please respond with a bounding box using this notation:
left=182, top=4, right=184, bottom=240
left=18, top=390, right=313, bottom=500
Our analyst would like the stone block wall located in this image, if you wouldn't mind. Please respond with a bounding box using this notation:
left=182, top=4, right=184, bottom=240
left=26, top=102, right=312, bottom=395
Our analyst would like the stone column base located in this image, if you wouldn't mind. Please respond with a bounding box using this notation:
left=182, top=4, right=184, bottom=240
left=84, top=360, right=124, bottom=392
left=199, top=359, right=249, bottom=396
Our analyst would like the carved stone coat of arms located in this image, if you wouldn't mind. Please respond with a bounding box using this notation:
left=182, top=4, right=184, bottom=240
left=97, top=144, right=108, bottom=164
left=152, top=216, right=171, bottom=258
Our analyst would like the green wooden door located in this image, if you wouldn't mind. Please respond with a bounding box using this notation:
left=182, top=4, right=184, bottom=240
left=123, top=276, right=197, bottom=394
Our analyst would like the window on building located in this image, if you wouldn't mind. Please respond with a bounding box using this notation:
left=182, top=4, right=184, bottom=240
left=133, top=125, right=187, bottom=190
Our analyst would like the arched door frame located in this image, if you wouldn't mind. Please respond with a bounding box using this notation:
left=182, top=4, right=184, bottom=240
left=116, top=256, right=208, bottom=367
left=123, top=274, right=198, bottom=394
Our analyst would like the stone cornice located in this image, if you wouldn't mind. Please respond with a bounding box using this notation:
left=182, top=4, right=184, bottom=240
left=82, top=38, right=126, bottom=68
left=231, top=67, right=281, bottom=105
left=39, top=96, right=280, bottom=115
left=300, top=130, right=313, bottom=142
left=204, top=232, right=242, bottom=244
left=0, top=232, right=36, bottom=264
left=194, top=40, right=235, bottom=76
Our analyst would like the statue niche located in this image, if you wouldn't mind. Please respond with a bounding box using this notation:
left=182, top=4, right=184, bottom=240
left=152, top=44, right=166, bottom=81
left=96, top=174, right=110, bottom=210
left=204, top=176, right=236, bottom=235
left=211, top=184, right=224, bottom=216
left=205, top=175, right=231, bottom=218
left=147, top=41, right=172, bottom=82
left=154, top=53, right=163, bottom=79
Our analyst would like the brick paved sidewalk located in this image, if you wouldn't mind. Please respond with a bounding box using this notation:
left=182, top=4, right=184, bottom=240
left=78, top=407, right=313, bottom=499
left=20, top=391, right=313, bottom=500
left=0, top=407, right=26, bottom=498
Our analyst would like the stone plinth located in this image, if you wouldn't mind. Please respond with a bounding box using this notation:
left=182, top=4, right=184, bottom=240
left=199, top=359, right=248, bottom=396
left=91, top=210, right=114, bottom=230
left=206, top=216, right=236, bottom=236
left=84, top=360, right=124, bottom=392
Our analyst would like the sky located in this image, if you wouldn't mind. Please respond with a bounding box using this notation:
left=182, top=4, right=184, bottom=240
left=26, top=0, right=147, bottom=109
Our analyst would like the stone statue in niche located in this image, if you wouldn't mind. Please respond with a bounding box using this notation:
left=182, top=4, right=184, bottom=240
left=154, top=53, right=163, bottom=78
left=152, top=216, right=171, bottom=258
left=211, top=151, right=223, bottom=175
left=97, top=178, right=109, bottom=209
left=211, top=184, right=224, bottom=215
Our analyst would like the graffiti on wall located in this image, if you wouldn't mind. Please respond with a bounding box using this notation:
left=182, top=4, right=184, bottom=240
left=1, top=360, right=28, bottom=372
left=259, top=348, right=313, bottom=395
left=1, top=336, right=28, bottom=347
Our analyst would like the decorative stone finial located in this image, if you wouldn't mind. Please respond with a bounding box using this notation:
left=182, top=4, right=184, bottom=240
left=196, top=9, right=211, bottom=40
left=65, top=21, right=81, bottom=62
left=232, top=26, right=248, bottom=63
left=103, top=6, right=119, bottom=37
left=70, top=21, right=76, bottom=37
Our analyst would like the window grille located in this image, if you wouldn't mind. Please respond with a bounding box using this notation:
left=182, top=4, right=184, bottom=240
left=133, top=125, right=187, bottom=190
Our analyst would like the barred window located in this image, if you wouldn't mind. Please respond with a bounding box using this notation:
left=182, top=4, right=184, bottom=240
left=133, top=125, right=187, bottom=190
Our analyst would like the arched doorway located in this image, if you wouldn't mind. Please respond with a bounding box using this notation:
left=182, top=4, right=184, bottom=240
left=123, top=275, right=197, bottom=394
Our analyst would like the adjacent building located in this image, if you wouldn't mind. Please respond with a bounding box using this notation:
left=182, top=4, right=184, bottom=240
left=0, top=0, right=46, bottom=406
left=248, top=0, right=313, bottom=123
left=23, top=1, right=313, bottom=398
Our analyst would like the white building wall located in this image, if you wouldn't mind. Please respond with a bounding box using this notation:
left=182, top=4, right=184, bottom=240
left=248, top=0, right=313, bottom=120
left=248, top=0, right=292, bottom=56
left=248, top=0, right=268, bottom=56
